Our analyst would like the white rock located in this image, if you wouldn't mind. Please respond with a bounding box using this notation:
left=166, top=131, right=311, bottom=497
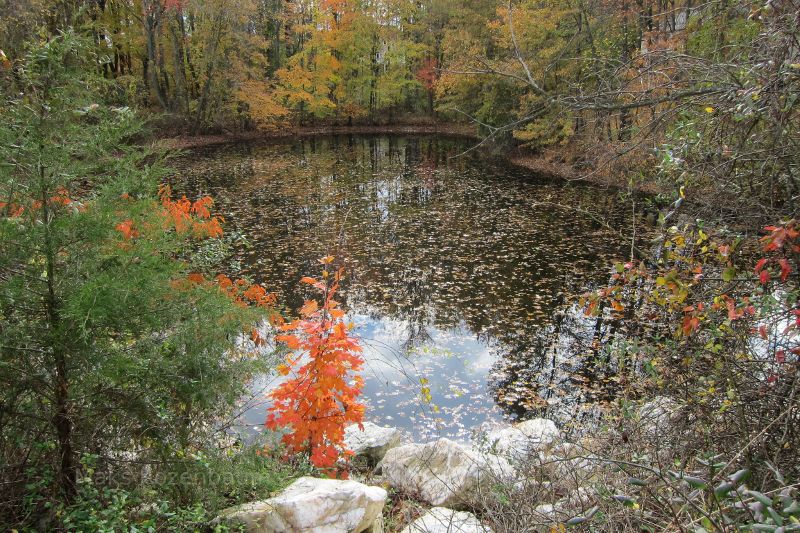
left=217, top=501, right=287, bottom=531
left=556, top=486, right=596, bottom=510
left=532, top=503, right=563, bottom=520
left=483, top=419, right=560, bottom=461
left=379, top=438, right=514, bottom=509
left=638, top=396, right=681, bottom=436
left=541, top=449, right=599, bottom=490
left=218, top=476, right=387, bottom=532
left=345, top=422, right=402, bottom=465
left=400, top=507, right=493, bottom=533
left=549, top=442, right=579, bottom=459
left=531, top=502, right=577, bottom=533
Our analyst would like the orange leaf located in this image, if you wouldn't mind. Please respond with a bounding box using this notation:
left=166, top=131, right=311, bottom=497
left=187, top=272, right=205, bottom=284
left=115, top=219, right=139, bottom=240
left=299, top=299, right=319, bottom=317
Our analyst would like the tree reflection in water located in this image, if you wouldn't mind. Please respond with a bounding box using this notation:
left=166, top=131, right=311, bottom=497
left=175, top=135, right=638, bottom=441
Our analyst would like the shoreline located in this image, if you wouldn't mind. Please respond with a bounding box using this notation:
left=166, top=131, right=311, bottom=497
left=158, top=123, right=661, bottom=194
left=158, top=122, right=477, bottom=149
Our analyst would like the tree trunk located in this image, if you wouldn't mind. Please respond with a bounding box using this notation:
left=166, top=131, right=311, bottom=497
left=143, top=1, right=169, bottom=109
left=38, top=149, right=75, bottom=502
left=180, top=14, right=199, bottom=99
left=193, top=12, right=226, bottom=133
left=169, top=13, right=189, bottom=113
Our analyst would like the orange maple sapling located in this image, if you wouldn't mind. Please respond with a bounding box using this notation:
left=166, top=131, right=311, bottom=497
left=266, top=257, right=365, bottom=474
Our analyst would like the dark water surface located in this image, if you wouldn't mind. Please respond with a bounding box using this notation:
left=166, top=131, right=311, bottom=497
left=174, top=135, right=632, bottom=441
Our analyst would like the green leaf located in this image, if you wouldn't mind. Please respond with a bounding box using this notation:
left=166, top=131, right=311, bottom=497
left=566, top=516, right=588, bottom=526
left=768, top=506, right=784, bottom=526
left=750, top=525, right=777, bottom=532
left=765, top=461, right=786, bottom=485
left=722, top=267, right=737, bottom=282
left=747, top=490, right=774, bottom=507
left=684, top=476, right=708, bottom=489
left=714, top=482, right=735, bottom=498
left=566, top=506, right=599, bottom=526
left=613, top=494, right=639, bottom=508
left=783, top=501, right=800, bottom=515
left=730, top=469, right=751, bottom=484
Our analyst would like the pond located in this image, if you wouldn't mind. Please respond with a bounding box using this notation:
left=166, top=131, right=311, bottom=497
left=174, top=134, right=634, bottom=442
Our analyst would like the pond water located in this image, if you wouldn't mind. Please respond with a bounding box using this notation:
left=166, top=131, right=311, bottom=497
left=174, top=135, right=633, bottom=442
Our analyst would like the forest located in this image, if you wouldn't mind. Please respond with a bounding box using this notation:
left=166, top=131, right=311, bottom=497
left=1, top=0, right=799, bottom=531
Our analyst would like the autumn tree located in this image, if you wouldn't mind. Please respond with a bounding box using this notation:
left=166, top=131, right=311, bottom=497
left=274, top=34, right=340, bottom=122
left=267, top=259, right=365, bottom=473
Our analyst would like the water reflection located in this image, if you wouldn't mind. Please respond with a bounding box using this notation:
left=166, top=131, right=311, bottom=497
left=175, top=135, right=632, bottom=440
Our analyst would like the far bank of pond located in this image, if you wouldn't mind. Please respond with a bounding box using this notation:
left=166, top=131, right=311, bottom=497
left=163, top=123, right=590, bottom=186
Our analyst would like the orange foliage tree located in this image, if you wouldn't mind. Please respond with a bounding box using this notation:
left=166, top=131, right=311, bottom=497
left=141, top=185, right=278, bottom=344
left=114, top=184, right=224, bottom=242
left=266, top=257, right=365, bottom=472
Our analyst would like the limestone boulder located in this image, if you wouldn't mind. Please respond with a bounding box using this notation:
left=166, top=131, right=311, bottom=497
left=482, top=419, right=560, bottom=461
left=345, top=422, right=402, bottom=465
left=378, top=438, right=513, bottom=509
left=638, top=396, right=682, bottom=437
left=217, top=501, right=287, bottom=532
left=400, top=507, right=493, bottom=533
left=541, top=443, right=599, bottom=487
left=218, top=476, right=386, bottom=532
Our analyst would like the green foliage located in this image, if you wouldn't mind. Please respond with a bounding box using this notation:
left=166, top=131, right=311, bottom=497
left=0, top=33, right=278, bottom=528
left=146, top=439, right=311, bottom=511
left=16, top=443, right=304, bottom=532
left=686, top=13, right=761, bottom=60
left=580, top=216, right=799, bottom=533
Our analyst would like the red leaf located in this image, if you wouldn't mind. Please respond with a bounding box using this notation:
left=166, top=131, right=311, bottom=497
left=726, top=298, right=739, bottom=320
left=682, top=315, right=700, bottom=336
left=778, top=258, right=791, bottom=282
left=115, top=219, right=139, bottom=240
